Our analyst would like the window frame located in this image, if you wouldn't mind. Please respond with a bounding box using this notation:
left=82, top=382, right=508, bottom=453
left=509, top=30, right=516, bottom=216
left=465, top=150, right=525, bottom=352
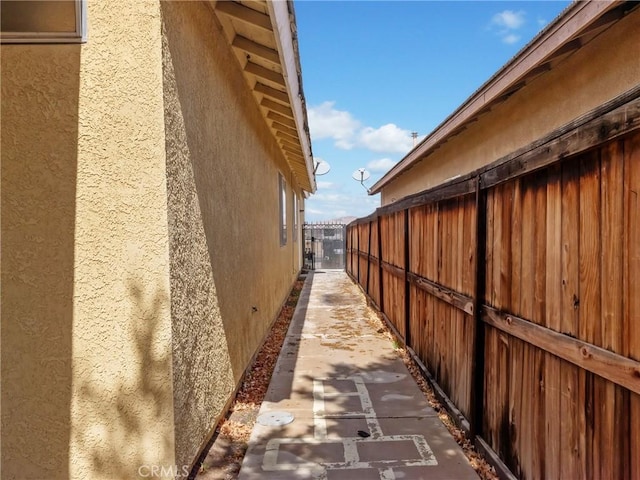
left=0, top=0, right=87, bottom=44
left=293, top=193, right=299, bottom=243
left=278, top=173, right=287, bottom=247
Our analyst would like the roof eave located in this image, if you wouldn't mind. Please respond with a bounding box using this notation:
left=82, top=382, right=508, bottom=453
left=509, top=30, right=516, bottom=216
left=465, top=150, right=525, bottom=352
left=267, top=0, right=316, bottom=193
left=369, top=0, right=624, bottom=195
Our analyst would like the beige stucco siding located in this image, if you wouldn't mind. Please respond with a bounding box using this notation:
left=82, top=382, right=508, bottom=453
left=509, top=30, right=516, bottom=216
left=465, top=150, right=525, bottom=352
left=2, top=1, right=176, bottom=479
left=161, top=2, right=304, bottom=471
left=381, top=9, right=640, bottom=204
left=71, top=1, right=176, bottom=478
left=1, top=43, right=80, bottom=480
left=161, top=3, right=235, bottom=472
left=2, top=1, right=308, bottom=478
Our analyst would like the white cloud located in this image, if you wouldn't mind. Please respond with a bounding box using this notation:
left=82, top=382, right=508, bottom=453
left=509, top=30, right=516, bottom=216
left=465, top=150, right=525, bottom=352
left=491, top=10, right=525, bottom=30
left=490, top=10, right=527, bottom=44
left=502, top=33, right=520, bottom=44
left=308, top=101, right=360, bottom=149
left=308, top=102, right=415, bottom=155
left=305, top=186, right=380, bottom=222
left=316, top=181, right=335, bottom=189
left=357, top=124, right=413, bottom=153
left=367, top=158, right=397, bottom=172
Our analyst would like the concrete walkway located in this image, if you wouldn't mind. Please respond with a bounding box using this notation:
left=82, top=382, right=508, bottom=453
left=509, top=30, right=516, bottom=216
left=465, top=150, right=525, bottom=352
left=238, top=270, right=479, bottom=480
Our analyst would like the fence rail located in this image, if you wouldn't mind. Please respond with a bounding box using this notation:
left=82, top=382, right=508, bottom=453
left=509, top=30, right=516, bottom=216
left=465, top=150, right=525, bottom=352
left=346, top=91, right=640, bottom=480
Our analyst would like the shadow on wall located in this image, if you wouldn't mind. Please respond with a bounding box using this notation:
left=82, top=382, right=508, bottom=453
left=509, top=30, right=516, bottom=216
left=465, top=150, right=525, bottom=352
left=160, top=0, right=285, bottom=386
left=161, top=2, right=236, bottom=472
left=1, top=44, right=80, bottom=479
left=72, top=281, right=175, bottom=479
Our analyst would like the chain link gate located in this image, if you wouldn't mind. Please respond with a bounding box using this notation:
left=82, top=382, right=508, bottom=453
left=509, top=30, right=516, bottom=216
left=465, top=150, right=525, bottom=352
left=303, top=222, right=347, bottom=270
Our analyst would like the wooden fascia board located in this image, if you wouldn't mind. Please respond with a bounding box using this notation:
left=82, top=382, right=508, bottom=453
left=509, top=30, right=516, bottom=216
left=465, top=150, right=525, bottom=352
left=369, top=0, right=623, bottom=195
left=267, top=0, right=316, bottom=193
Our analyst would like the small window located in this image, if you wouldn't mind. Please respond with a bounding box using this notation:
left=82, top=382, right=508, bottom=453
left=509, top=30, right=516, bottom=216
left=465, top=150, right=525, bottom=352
left=293, top=194, right=298, bottom=243
left=1, top=0, right=87, bottom=44
left=279, top=173, right=287, bottom=246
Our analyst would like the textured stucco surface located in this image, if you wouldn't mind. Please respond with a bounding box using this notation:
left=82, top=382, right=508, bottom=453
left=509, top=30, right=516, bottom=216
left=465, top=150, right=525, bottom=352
left=161, top=5, right=235, bottom=472
left=381, top=9, right=640, bottom=204
left=2, top=1, right=176, bottom=479
left=70, top=1, right=176, bottom=478
left=161, top=2, right=304, bottom=470
left=1, top=43, right=80, bottom=480
left=3, top=1, right=306, bottom=478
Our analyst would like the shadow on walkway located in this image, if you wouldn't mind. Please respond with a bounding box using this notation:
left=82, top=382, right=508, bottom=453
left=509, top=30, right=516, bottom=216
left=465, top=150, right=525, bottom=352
left=238, top=270, right=479, bottom=480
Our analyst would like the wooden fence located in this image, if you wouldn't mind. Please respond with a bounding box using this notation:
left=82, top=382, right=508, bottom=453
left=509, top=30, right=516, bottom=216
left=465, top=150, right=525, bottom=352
left=346, top=90, right=640, bottom=480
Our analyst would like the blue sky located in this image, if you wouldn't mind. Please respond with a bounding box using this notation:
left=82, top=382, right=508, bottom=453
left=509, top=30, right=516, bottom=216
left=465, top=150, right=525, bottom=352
left=294, top=0, right=570, bottom=222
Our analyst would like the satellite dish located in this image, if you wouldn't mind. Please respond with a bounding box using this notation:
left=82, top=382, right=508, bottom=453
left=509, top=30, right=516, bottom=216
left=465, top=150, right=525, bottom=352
left=352, top=168, right=371, bottom=182
left=314, top=159, right=331, bottom=176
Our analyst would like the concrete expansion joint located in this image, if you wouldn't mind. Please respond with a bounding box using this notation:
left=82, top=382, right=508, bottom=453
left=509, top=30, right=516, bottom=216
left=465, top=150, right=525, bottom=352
left=237, top=271, right=480, bottom=480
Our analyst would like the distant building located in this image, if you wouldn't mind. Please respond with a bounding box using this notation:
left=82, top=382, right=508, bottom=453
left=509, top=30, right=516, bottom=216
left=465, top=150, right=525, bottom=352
left=371, top=2, right=639, bottom=204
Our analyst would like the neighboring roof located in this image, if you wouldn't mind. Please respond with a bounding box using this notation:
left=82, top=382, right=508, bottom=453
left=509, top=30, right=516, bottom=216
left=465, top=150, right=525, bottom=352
left=211, top=0, right=316, bottom=193
left=369, top=0, right=636, bottom=195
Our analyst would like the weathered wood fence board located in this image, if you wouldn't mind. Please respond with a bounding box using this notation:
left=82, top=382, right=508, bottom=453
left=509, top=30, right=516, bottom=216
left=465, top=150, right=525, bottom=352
left=346, top=93, right=640, bottom=480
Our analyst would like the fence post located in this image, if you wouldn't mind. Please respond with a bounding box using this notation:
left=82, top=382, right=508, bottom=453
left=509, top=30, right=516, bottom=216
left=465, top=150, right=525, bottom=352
left=378, top=215, right=384, bottom=314
left=471, top=176, right=487, bottom=438
left=356, top=223, right=360, bottom=283
left=404, top=209, right=411, bottom=347
left=366, top=220, right=372, bottom=294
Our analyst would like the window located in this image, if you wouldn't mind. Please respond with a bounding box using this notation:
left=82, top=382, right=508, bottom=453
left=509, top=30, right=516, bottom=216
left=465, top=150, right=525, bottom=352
left=293, top=193, right=298, bottom=242
left=279, top=173, right=287, bottom=246
left=1, top=1, right=87, bottom=43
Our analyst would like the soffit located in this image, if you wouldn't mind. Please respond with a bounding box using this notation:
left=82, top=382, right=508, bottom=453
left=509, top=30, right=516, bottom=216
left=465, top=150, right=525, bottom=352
left=209, top=0, right=316, bottom=193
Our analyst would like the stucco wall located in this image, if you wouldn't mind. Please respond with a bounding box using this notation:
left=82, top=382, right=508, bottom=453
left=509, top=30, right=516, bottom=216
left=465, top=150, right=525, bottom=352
left=2, top=1, right=176, bottom=479
left=1, top=43, right=79, bottom=480
left=160, top=2, right=304, bottom=470
left=3, top=0, right=307, bottom=477
left=381, top=9, right=640, bottom=204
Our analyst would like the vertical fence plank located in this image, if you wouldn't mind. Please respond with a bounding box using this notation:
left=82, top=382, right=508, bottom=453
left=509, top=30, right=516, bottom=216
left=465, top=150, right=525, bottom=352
left=528, top=174, right=547, bottom=477
left=601, top=140, right=624, bottom=355
left=532, top=347, right=545, bottom=480
left=378, top=215, right=384, bottom=315
left=486, top=188, right=495, bottom=307
left=508, top=336, right=524, bottom=477
left=507, top=178, right=524, bottom=475
left=545, top=165, right=562, bottom=479
left=461, top=195, right=476, bottom=416
left=519, top=180, right=535, bottom=476
left=404, top=209, right=411, bottom=347
left=561, top=159, right=586, bottom=479
left=463, top=194, right=476, bottom=297
left=472, top=177, right=487, bottom=438
left=580, top=151, right=602, bottom=478
left=625, top=133, right=640, bottom=480
left=366, top=221, right=372, bottom=294
left=600, top=140, right=626, bottom=480
left=491, top=183, right=512, bottom=459
left=510, top=179, right=523, bottom=314
left=534, top=172, right=548, bottom=327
